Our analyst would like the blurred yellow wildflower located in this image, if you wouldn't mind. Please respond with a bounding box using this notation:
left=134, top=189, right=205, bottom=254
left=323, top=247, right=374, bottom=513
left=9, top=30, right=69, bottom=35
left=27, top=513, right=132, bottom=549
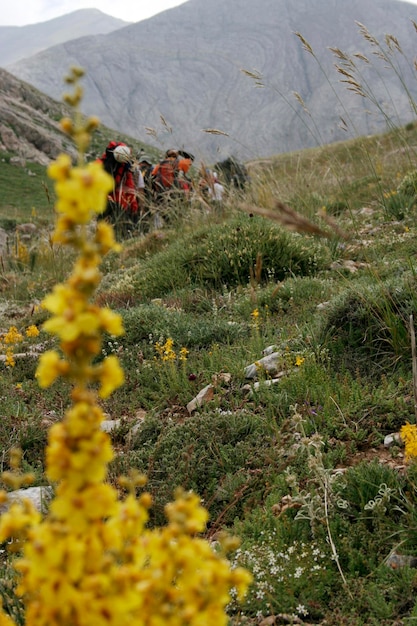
left=179, top=346, right=189, bottom=361
left=3, top=326, right=23, bottom=344
left=155, top=337, right=177, bottom=362
left=251, top=308, right=260, bottom=328
left=5, top=348, right=15, bottom=368
left=400, top=423, right=417, bottom=460
left=25, top=325, right=39, bottom=338
left=0, top=66, right=250, bottom=626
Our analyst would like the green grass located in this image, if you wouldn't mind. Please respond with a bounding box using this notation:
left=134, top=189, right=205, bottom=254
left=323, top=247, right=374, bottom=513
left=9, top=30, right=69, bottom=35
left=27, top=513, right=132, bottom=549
left=0, top=153, right=55, bottom=224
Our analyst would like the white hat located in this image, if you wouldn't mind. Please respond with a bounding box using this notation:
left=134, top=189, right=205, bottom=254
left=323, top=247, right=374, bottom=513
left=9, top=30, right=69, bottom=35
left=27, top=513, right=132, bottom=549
left=113, top=144, right=132, bottom=163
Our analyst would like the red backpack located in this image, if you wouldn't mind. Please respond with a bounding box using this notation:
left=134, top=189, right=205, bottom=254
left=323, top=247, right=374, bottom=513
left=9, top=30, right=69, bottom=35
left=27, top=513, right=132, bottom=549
left=152, top=158, right=178, bottom=191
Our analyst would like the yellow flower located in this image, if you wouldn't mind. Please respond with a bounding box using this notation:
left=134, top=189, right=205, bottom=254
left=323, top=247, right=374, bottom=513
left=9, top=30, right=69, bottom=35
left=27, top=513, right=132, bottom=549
left=295, top=355, right=305, bottom=366
left=99, top=308, right=124, bottom=336
left=0, top=69, right=252, bottom=626
left=96, top=221, right=122, bottom=254
left=97, top=355, right=125, bottom=398
left=25, top=325, right=40, bottom=338
left=3, top=326, right=23, bottom=344
left=165, top=488, right=209, bottom=535
left=155, top=337, right=177, bottom=362
left=400, top=423, right=417, bottom=460
left=5, top=348, right=15, bottom=368
left=36, top=350, right=68, bottom=387
left=47, top=153, right=72, bottom=181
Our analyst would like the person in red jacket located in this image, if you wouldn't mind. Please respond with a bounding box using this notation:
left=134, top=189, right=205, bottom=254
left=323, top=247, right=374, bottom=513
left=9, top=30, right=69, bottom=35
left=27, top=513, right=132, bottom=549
left=97, top=141, right=139, bottom=237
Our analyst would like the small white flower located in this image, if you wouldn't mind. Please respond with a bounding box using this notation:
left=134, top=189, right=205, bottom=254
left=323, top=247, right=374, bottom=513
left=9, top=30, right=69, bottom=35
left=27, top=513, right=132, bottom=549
left=296, top=604, right=309, bottom=616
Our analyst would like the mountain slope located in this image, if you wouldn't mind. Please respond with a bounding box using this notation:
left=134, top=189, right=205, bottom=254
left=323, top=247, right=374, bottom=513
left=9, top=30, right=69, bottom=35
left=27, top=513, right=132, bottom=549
left=0, top=67, right=158, bottom=167
left=0, top=67, right=77, bottom=165
left=0, top=9, right=130, bottom=67
left=7, top=0, right=417, bottom=161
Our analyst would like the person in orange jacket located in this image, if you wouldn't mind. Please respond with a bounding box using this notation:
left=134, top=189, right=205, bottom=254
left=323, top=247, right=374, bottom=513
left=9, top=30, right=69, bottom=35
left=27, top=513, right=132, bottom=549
left=151, top=149, right=194, bottom=202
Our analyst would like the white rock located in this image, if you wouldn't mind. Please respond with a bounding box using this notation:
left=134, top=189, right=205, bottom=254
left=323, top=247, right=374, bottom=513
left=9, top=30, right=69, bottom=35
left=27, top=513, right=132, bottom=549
left=100, top=419, right=121, bottom=433
left=262, top=345, right=278, bottom=356
left=1, top=486, right=53, bottom=513
left=244, top=352, right=281, bottom=379
left=187, top=383, right=214, bottom=413
left=384, top=432, right=403, bottom=448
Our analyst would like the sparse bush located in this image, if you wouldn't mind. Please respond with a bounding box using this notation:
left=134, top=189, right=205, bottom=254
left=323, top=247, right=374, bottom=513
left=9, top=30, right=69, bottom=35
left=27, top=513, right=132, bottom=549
left=100, top=214, right=330, bottom=301
left=111, top=409, right=282, bottom=529
left=318, top=276, right=417, bottom=373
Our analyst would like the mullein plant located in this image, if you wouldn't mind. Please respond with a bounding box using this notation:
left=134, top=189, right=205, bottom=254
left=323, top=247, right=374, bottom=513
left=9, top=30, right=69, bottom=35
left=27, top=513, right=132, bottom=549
left=0, top=67, right=251, bottom=626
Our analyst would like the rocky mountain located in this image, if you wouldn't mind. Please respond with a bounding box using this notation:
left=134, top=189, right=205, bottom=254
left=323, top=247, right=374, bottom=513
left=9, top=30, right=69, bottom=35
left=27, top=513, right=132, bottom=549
left=0, top=67, right=158, bottom=167
left=0, top=9, right=130, bottom=67
left=0, top=67, right=77, bottom=165
left=6, top=0, right=417, bottom=162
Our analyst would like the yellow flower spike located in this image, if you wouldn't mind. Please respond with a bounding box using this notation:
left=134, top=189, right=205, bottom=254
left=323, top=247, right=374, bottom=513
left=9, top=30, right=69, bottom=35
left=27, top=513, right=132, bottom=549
left=47, top=153, right=72, bottom=181
left=95, top=221, right=122, bottom=254
left=0, top=68, right=251, bottom=626
left=9, top=447, right=22, bottom=470
left=5, top=348, right=15, bottom=368
left=36, top=350, right=69, bottom=388
left=25, top=325, right=40, bottom=338
left=179, top=346, right=189, bottom=361
left=4, top=326, right=23, bottom=344
left=98, top=308, right=124, bottom=336
left=97, top=355, right=125, bottom=398
left=164, top=489, right=209, bottom=535
left=44, top=308, right=101, bottom=344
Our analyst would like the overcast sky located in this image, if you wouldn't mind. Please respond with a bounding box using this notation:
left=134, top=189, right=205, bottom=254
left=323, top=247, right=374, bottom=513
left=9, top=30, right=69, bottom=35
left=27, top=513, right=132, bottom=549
left=0, top=0, right=189, bottom=26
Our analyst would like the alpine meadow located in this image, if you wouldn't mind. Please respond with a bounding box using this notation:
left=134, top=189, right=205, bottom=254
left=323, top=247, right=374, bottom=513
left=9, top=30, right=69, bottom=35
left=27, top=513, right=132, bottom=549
left=4, top=12, right=417, bottom=626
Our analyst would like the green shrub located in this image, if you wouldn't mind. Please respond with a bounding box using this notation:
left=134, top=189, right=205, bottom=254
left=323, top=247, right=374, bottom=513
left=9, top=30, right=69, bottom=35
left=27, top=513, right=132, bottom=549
left=100, top=214, right=330, bottom=301
left=109, top=409, right=282, bottom=528
left=115, top=303, right=248, bottom=357
left=318, top=276, right=417, bottom=373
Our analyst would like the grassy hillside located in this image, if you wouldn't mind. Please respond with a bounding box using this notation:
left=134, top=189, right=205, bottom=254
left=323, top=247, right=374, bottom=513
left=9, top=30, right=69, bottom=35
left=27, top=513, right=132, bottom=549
left=3, top=110, right=417, bottom=625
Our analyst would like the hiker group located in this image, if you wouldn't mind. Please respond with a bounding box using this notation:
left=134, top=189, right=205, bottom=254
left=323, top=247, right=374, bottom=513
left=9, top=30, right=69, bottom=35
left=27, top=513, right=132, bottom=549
left=96, top=140, right=247, bottom=237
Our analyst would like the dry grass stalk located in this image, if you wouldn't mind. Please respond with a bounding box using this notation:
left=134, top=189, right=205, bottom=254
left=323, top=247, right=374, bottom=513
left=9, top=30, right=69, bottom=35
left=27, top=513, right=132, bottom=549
left=353, top=52, right=370, bottom=63
left=385, top=34, right=402, bottom=54
left=328, top=47, right=349, bottom=61
left=241, top=68, right=264, bottom=87
left=339, top=116, right=349, bottom=131
left=317, top=207, right=351, bottom=240
left=145, top=127, right=157, bottom=138
left=241, top=200, right=350, bottom=240
left=201, top=128, right=229, bottom=136
left=293, top=91, right=310, bottom=114
left=294, top=31, right=313, bottom=55
left=356, top=21, right=379, bottom=46
left=240, top=68, right=263, bottom=80
left=159, top=115, right=172, bottom=133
